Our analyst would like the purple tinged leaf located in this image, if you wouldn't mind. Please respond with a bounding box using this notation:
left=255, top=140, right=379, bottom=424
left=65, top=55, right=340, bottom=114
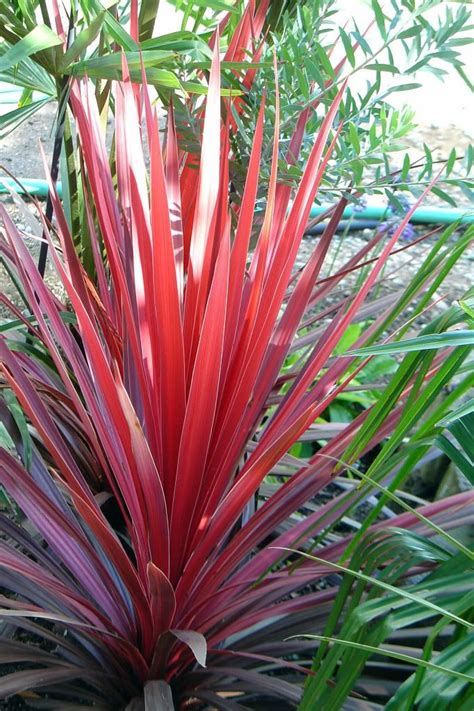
left=0, top=667, right=94, bottom=698
left=144, top=680, right=175, bottom=710
left=171, top=629, right=207, bottom=668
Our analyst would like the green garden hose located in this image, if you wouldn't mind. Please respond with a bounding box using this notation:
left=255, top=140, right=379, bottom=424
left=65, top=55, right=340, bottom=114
left=1, top=177, right=473, bottom=225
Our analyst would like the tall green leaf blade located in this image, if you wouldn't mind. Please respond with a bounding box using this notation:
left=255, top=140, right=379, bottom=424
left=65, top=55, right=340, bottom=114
left=440, top=399, right=474, bottom=426
left=0, top=26, right=62, bottom=73
left=279, top=550, right=473, bottom=629
left=297, top=634, right=474, bottom=684
left=0, top=98, right=52, bottom=139
left=59, top=11, right=106, bottom=70
left=348, top=330, right=474, bottom=356
left=138, top=0, right=161, bottom=42
left=386, top=636, right=474, bottom=711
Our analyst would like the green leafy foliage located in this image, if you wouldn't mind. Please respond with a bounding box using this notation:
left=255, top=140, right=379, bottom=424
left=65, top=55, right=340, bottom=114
left=437, top=411, right=474, bottom=485
left=0, top=24, right=62, bottom=73
left=299, top=532, right=474, bottom=710
left=2, top=0, right=473, bottom=211
left=227, top=0, right=474, bottom=207
left=349, top=329, right=474, bottom=356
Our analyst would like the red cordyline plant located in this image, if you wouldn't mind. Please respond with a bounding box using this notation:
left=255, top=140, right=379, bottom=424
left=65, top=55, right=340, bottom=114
left=0, top=43, right=472, bottom=709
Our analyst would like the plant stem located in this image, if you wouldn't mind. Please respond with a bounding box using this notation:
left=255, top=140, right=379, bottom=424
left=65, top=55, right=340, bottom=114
left=37, top=79, right=68, bottom=278
left=37, top=6, right=76, bottom=277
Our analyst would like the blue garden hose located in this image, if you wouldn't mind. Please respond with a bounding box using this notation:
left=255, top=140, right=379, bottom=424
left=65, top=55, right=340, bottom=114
left=0, top=178, right=63, bottom=199
left=308, top=203, right=474, bottom=226
left=1, top=177, right=473, bottom=226
left=305, top=219, right=380, bottom=235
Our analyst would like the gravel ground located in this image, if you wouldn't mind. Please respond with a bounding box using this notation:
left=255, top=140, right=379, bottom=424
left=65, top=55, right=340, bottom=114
left=298, top=227, right=473, bottom=297
left=0, top=104, right=473, bottom=321
left=1, top=193, right=472, bottom=325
